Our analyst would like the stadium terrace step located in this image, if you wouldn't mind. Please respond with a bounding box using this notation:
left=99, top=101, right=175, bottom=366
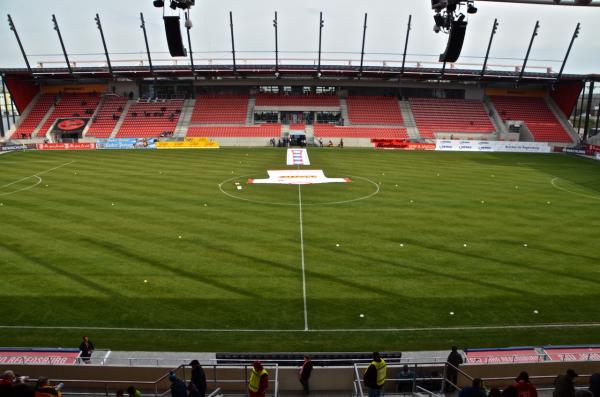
left=115, top=99, right=184, bottom=138
left=87, top=95, right=129, bottom=139
left=174, top=99, right=196, bottom=138
left=347, top=96, right=404, bottom=125
left=36, top=93, right=102, bottom=138
left=409, top=98, right=496, bottom=139
left=192, top=94, right=249, bottom=124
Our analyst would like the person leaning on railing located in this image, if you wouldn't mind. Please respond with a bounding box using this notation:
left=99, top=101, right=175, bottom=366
left=34, top=378, right=63, bottom=397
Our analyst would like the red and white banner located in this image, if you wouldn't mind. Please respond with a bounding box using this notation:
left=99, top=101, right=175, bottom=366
left=465, top=349, right=541, bottom=364
left=287, top=148, right=310, bottom=165
left=248, top=169, right=350, bottom=185
left=37, top=142, right=96, bottom=151
left=544, top=347, right=600, bottom=362
left=0, top=350, right=80, bottom=365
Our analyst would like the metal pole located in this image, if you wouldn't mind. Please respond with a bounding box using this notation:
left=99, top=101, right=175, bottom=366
left=2, top=76, right=11, bottom=130
left=51, top=14, right=74, bottom=77
left=400, top=15, right=412, bottom=76
left=557, top=23, right=580, bottom=82
left=7, top=15, right=33, bottom=75
left=441, top=60, right=447, bottom=79
left=583, top=81, right=594, bottom=141
left=273, top=11, right=279, bottom=74
left=317, top=12, right=323, bottom=75
left=481, top=18, right=499, bottom=77
left=517, top=20, right=540, bottom=85
left=594, top=97, right=600, bottom=138
left=0, top=103, right=4, bottom=138
left=185, top=11, right=195, bottom=81
left=577, top=82, right=586, bottom=132
left=140, top=13, right=156, bottom=91
left=229, top=11, right=237, bottom=74
left=95, top=14, right=113, bottom=77
left=358, top=13, right=368, bottom=76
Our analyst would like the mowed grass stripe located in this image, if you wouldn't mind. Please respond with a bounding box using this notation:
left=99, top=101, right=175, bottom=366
left=1, top=149, right=600, bottom=350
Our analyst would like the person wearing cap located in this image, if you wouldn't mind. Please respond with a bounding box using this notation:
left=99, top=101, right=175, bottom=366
left=248, top=361, right=268, bottom=397
left=363, top=352, right=386, bottom=397
left=190, top=360, right=207, bottom=397
left=554, top=369, right=578, bottom=397
left=168, top=373, right=187, bottom=397
left=514, top=371, right=537, bottom=397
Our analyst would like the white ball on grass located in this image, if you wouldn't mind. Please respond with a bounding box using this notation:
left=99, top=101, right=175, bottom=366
left=359, top=314, right=365, bottom=318
left=144, top=280, right=148, bottom=283
left=449, top=311, right=455, bottom=316
left=178, top=236, right=182, bottom=239
left=533, top=310, right=539, bottom=314
left=463, top=243, right=467, bottom=247
left=400, top=243, right=404, bottom=247
left=204, top=203, right=207, bottom=207
left=336, top=243, right=340, bottom=247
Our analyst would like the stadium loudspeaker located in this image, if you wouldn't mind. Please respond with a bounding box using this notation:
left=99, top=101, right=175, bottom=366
left=438, top=19, right=467, bottom=63
left=163, top=16, right=187, bottom=57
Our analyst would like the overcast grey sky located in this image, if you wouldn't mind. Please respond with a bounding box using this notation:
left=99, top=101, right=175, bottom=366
left=0, top=0, right=599, bottom=74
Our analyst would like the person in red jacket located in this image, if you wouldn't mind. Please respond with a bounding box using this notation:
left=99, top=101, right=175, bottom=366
left=248, top=361, right=268, bottom=397
left=514, top=371, right=538, bottom=397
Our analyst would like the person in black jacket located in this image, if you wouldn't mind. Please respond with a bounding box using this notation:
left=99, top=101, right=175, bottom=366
left=168, top=373, right=187, bottom=397
left=190, top=360, right=207, bottom=397
left=299, top=356, right=314, bottom=395
left=79, top=336, right=95, bottom=364
left=445, top=346, right=463, bottom=392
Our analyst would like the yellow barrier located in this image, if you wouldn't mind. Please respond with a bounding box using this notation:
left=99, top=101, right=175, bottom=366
left=156, top=138, right=219, bottom=149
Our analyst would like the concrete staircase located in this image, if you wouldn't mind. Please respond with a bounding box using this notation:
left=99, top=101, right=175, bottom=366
left=339, top=98, right=350, bottom=125
left=482, top=96, right=508, bottom=135
left=399, top=100, right=421, bottom=140
left=82, top=96, right=106, bottom=138
left=32, top=104, right=57, bottom=140
left=173, top=99, right=195, bottom=138
left=109, top=100, right=132, bottom=138
left=6, top=92, right=40, bottom=139
left=545, top=96, right=580, bottom=143
left=246, top=97, right=255, bottom=125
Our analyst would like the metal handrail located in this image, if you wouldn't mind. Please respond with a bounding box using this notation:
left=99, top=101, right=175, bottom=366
left=416, top=385, right=444, bottom=397
left=353, top=363, right=365, bottom=397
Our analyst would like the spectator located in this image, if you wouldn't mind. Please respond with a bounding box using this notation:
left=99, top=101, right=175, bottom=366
left=363, top=352, right=386, bottom=397
left=459, top=378, right=486, bottom=397
left=589, top=374, right=600, bottom=397
left=554, top=369, right=578, bottom=397
left=34, top=378, right=63, bottom=397
left=514, top=371, right=537, bottom=397
left=446, top=346, right=464, bottom=392
left=396, top=365, right=415, bottom=393
left=12, top=376, right=33, bottom=397
left=126, top=386, right=141, bottom=397
left=248, top=361, right=268, bottom=397
left=187, top=382, right=201, bottom=397
left=489, top=388, right=502, bottom=397
left=190, top=360, right=206, bottom=397
left=116, top=390, right=124, bottom=397
left=0, top=370, right=15, bottom=397
left=299, top=355, right=313, bottom=395
left=502, top=386, right=518, bottom=397
left=168, top=373, right=186, bottom=397
left=79, top=336, right=95, bottom=364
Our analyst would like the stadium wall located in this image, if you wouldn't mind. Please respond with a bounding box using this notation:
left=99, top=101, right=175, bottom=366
left=550, top=81, right=584, bottom=117
left=4, top=75, right=39, bottom=113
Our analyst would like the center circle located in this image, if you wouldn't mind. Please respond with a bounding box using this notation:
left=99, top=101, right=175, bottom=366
left=218, top=173, right=380, bottom=206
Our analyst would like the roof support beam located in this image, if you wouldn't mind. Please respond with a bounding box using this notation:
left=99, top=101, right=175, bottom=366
left=358, top=13, right=368, bottom=76
left=317, top=12, right=324, bottom=77
left=400, top=15, right=412, bottom=76
left=94, top=14, right=114, bottom=78
left=139, top=13, right=157, bottom=89
left=229, top=11, right=237, bottom=75
left=51, top=14, right=74, bottom=78
left=480, top=18, right=499, bottom=78
left=517, top=20, right=539, bottom=86
left=7, top=15, right=33, bottom=76
left=273, top=11, right=279, bottom=75
left=556, top=22, right=580, bottom=83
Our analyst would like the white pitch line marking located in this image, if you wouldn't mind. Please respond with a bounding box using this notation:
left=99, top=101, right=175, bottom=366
left=0, top=161, right=74, bottom=189
left=550, top=177, right=600, bottom=200
left=1, top=322, right=600, bottom=333
left=298, top=183, right=309, bottom=331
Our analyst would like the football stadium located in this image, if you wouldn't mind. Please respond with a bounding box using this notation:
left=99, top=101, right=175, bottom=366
left=1, top=0, right=600, bottom=396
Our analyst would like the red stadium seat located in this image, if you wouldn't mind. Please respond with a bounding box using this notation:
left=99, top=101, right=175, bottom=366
left=35, top=94, right=102, bottom=137
left=115, top=99, right=184, bottom=138
left=191, top=94, right=249, bottom=124
left=490, top=96, right=574, bottom=143
left=187, top=124, right=281, bottom=138
left=87, top=96, right=128, bottom=138
left=313, top=124, right=407, bottom=139
left=346, top=96, right=404, bottom=125
left=409, top=98, right=496, bottom=139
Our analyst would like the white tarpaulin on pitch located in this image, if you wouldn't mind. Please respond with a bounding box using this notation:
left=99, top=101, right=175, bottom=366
left=286, top=148, right=310, bottom=165
left=248, top=170, right=351, bottom=185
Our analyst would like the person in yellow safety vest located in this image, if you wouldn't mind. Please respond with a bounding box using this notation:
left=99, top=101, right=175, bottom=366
left=35, top=377, right=63, bottom=397
left=363, top=352, right=387, bottom=397
left=248, top=361, right=269, bottom=397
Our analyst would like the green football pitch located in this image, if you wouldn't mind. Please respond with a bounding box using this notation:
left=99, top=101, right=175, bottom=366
left=1, top=148, right=599, bottom=352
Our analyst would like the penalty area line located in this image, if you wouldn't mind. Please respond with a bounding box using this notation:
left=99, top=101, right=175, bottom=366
left=1, top=323, right=600, bottom=333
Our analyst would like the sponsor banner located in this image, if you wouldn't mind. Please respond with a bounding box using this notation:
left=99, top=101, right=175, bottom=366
left=465, top=348, right=541, bottom=364
left=0, top=349, right=80, bottom=365
left=587, top=144, right=600, bottom=155
left=52, top=118, right=90, bottom=134
left=156, top=138, right=219, bottom=149
left=436, top=140, right=551, bottom=153
left=0, top=144, right=26, bottom=152
left=37, top=142, right=96, bottom=151
left=544, top=347, right=600, bottom=362
left=286, top=148, right=310, bottom=165
left=248, top=169, right=350, bottom=185
left=96, top=138, right=157, bottom=149
left=562, top=147, right=586, bottom=154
